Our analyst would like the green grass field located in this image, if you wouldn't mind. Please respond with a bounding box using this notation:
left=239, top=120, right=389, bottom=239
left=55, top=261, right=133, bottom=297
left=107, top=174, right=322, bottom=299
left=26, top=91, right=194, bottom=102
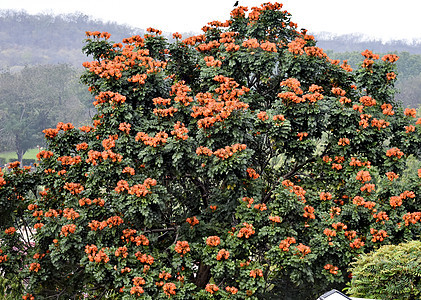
left=0, top=148, right=39, bottom=162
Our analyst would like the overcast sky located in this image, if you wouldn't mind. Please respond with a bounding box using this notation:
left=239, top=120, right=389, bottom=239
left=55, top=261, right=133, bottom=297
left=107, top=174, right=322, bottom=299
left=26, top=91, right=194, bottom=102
left=1, top=0, right=420, bottom=42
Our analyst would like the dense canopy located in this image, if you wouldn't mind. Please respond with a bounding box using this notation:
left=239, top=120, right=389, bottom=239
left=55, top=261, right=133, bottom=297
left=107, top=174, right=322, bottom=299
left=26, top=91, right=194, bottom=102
left=1, top=2, right=421, bottom=299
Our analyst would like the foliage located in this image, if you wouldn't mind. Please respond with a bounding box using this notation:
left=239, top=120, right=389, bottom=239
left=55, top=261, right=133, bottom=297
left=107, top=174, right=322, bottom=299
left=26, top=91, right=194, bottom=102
left=347, top=240, right=421, bottom=299
left=1, top=2, right=421, bottom=299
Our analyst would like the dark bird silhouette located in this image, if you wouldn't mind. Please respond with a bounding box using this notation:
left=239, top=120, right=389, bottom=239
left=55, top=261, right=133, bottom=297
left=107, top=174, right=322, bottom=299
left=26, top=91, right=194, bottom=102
left=234, top=1, right=239, bottom=7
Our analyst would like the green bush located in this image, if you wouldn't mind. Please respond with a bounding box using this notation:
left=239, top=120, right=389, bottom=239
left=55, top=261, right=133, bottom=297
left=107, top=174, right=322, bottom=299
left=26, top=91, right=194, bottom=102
left=348, top=240, right=421, bottom=299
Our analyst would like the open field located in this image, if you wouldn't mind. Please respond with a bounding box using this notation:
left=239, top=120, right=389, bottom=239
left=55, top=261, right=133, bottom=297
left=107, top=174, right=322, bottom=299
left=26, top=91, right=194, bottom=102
left=0, top=148, right=38, bottom=163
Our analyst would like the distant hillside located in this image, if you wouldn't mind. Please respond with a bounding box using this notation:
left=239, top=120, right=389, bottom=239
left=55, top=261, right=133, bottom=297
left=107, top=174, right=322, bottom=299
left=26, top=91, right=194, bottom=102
left=315, top=32, right=421, bottom=54
left=0, top=10, right=146, bottom=68
left=1, top=10, right=421, bottom=108
left=1, top=9, right=421, bottom=69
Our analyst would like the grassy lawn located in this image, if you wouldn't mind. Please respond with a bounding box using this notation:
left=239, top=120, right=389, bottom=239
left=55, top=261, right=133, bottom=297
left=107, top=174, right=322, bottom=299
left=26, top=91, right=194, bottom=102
left=0, top=148, right=39, bottom=162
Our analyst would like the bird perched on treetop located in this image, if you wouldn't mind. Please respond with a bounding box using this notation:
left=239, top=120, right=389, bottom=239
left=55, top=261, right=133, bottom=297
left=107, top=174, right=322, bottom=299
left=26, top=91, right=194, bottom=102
left=234, top=1, right=239, bottom=7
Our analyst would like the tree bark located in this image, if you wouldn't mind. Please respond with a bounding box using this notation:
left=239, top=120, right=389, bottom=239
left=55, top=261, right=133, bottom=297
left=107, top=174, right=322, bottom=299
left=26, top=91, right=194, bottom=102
left=193, top=262, right=211, bottom=288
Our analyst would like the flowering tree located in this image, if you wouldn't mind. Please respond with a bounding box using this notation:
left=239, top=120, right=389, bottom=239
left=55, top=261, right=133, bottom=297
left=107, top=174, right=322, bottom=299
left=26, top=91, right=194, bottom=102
left=1, top=2, right=421, bottom=299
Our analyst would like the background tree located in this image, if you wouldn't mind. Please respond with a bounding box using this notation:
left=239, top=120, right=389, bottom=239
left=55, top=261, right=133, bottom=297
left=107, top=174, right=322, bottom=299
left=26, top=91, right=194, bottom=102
left=1, top=2, right=421, bottom=300
left=0, top=64, right=90, bottom=161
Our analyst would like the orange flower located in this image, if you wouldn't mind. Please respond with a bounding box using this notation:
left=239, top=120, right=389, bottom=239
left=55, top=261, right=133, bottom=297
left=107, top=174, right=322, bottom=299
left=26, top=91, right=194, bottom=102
left=287, top=37, right=306, bottom=55
left=280, top=78, right=303, bottom=95
left=130, top=285, right=145, bottom=296
left=297, top=132, right=308, bottom=141
left=242, top=38, right=260, bottom=48
left=349, top=238, right=365, bottom=249
left=212, top=144, right=247, bottom=160
left=320, top=192, right=332, bottom=201
left=118, top=122, right=131, bottom=134
left=329, top=207, right=341, bottom=218
left=303, top=205, right=315, bottom=219
left=386, top=72, right=396, bottom=80
left=278, top=91, right=302, bottom=104
left=253, top=203, right=267, bottom=211
left=250, top=269, right=264, bottom=278
left=279, top=237, right=296, bottom=251
left=237, top=222, right=255, bottom=238
left=295, top=243, right=311, bottom=257
left=174, top=241, right=190, bottom=256
left=257, top=111, right=269, bottom=121
left=64, top=182, right=84, bottom=195
left=405, top=125, right=415, bottom=133
left=225, top=286, right=238, bottom=294
left=324, top=264, right=339, bottom=275
left=75, top=142, right=89, bottom=151
left=115, top=246, right=128, bottom=258
left=246, top=168, right=260, bottom=179
left=362, top=59, right=374, bottom=68
left=386, top=147, right=404, bottom=159
left=331, top=87, right=346, bottom=96
left=370, top=228, right=388, bottom=242
left=196, top=146, right=213, bottom=156
left=4, top=227, right=16, bottom=235
left=382, top=54, right=399, bottom=63
left=171, top=121, right=189, bottom=140
left=304, top=46, right=327, bottom=58
left=230, top=5, right=248, bottom=18
left=62, top=208, right=80, bottom=220
left=205, top=283, right=219, bottom=294
left=332, top=222, right=347, bottom=231
left=338, top=138, right=350, bottom=146
left=371, top=118, right=390, bottom=130
left=404, top=108, right=416, bottom=118
left=172, top=32, right=182, bottom=39
left=360, top=183, right=375, bottom=193
left=29, top=262, right=41, bottom=272
left=122, top=166, right=135, bottom=176
left=260, top=41, right=277, bottom=52
left=361, top=49, right=379, bottom=59
left=92, top=248, right=110, bottom=263
left=356, top=170, right=372, bottom=183
left=331, top=163, right=342, bottom=171
left=22, top=294, right=34, bottom=300
left=186, top=216, right=199, bottom=227
left=340, top=60, right=353, bottom=72
left=216, top=249, right=230, bottom=260
left=269, top=215, right=281, bottom=223
left=359, top=96, right=376, bottom=107
left=36, top=150, right=54, bottom=160
left=385, top=172, right=399, bottom=181
left=135, top=252, right=154, bottom=265
left=381, top=103, right=395, bottom=116
left=403, top=212, right=421, bottom=226
left=61, top=224, right=76, bottom=236
left=206, top=236, right=221, bottom=247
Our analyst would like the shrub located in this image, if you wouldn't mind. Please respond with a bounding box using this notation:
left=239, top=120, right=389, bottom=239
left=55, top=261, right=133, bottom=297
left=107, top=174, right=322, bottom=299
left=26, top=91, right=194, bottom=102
left=348, top=240, right=421, bottom=300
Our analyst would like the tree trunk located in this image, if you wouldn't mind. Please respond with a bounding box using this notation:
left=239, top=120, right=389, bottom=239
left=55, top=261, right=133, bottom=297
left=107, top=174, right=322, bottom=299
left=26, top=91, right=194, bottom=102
left=16, top=148, right=25, bottom=164
left=193, top=262, right=211, bottom=288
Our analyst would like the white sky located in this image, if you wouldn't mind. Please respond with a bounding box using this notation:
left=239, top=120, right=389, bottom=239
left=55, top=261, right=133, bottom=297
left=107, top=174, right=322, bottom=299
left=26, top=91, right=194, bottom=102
left=1, top=0, right=420, bottom=42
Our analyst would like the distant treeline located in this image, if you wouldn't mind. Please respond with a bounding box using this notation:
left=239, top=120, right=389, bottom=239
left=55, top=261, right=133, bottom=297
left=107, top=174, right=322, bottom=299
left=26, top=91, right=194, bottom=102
left=316, top=32, right=421, bottom=54
left=0, top=10, right=145, bottom=68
